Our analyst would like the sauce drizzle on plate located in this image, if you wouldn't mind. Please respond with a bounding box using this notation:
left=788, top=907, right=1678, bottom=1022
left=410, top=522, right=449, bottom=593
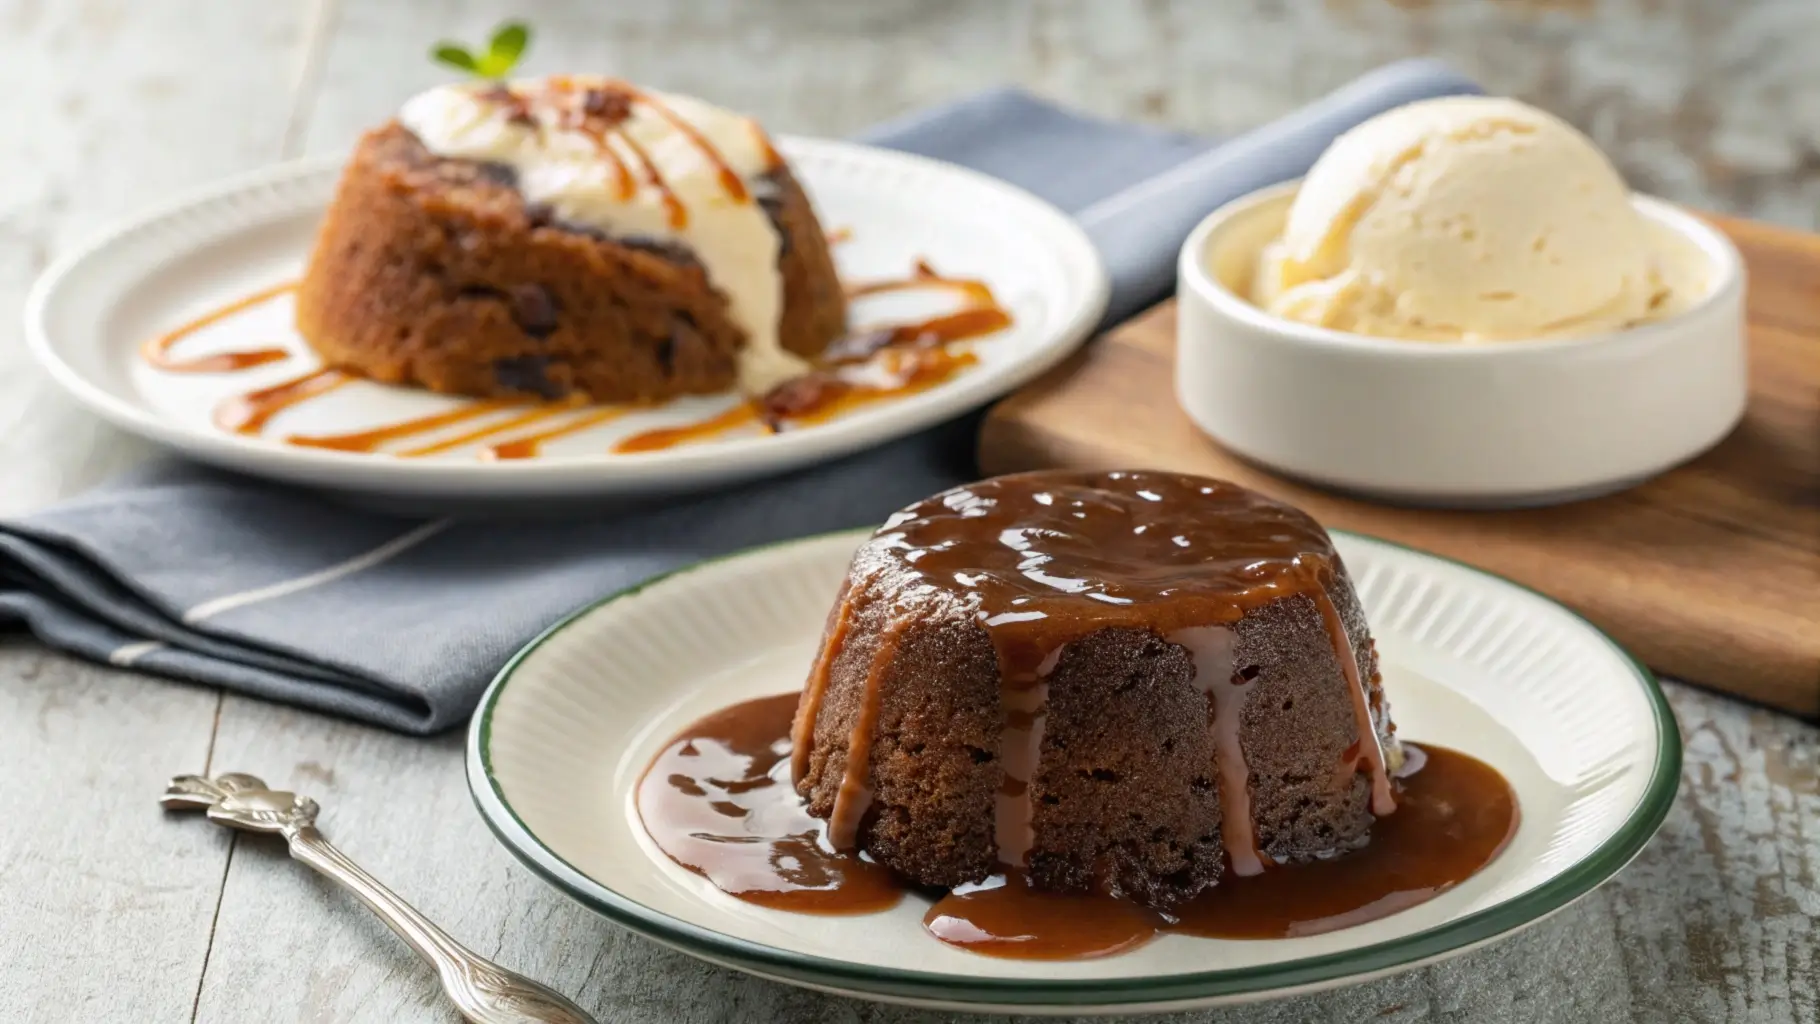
left=637, top=692, right=1518, bottom=960
left=141, top=257, right=1011, bottom=460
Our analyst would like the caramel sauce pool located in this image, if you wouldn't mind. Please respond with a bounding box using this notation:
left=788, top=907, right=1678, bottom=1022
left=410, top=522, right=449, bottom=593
left=926, top=744, right=1518, bottom=958
left=1172, top=745, right=1517, bottom=940
left=637, top=694, right=1518, bottom=959
left=635, top=693, right=902, bottom=913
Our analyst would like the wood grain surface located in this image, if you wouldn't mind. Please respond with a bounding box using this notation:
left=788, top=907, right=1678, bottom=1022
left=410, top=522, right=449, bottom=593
left=982, top=214, right=1820, bottom=717
left=1, top=2, right=1818, bottom=1022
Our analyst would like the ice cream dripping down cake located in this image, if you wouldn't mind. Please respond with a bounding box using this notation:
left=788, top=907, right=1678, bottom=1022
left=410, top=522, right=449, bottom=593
left=636, top=471, right=1520, bottom=959
left=296, top=74, right=848, bottom=402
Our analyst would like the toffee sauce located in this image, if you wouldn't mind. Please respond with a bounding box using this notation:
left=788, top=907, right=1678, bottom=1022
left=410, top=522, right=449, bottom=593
left=509, top=76, right=772, bottom=227
left=137, top=86, right=1010, bottom=454
left=639, top=471, right=1517, bottom=960
left=612, top=346, right=981, bottom=453
left=638, top=693, right=1518, bottom=959
left=140, top=280, right=296, bottom=373
left=142, top=257, right=1008, bottom=457
left=213, top=369, right=348, bottom=434
left=634, top=692, right=903, bottom=913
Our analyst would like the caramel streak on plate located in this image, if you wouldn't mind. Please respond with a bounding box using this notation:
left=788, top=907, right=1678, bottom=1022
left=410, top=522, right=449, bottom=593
left=612, top=348, right=978, bottom=453
left=822, top=309, right=1011, bottom=366
left=214, top=369, right=349, bottom=434
left=613, top=402, right=765, bottom=454
left=287, top=400, right=519, bottom=452
left=283, top=395, right=624, bottom=460
left=143, top=256, right=1012, bottom=458
left=399, top=405, right=584, bottom=458
left=785, top=349, right=980, bottom=428
left=147, top=346, right=291, bottom=374
left=140, top=279, right=297, bottom=373
left=844, top=259, right=995, bottom=305
left=484, top=406, right=632, bottom=460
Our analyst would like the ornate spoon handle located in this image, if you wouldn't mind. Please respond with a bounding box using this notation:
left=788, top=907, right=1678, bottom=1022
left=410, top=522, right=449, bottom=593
left=163, top=773, right=596, bottom=1024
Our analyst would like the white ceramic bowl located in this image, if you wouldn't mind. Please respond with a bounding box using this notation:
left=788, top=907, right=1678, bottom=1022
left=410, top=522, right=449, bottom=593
left=1174, top=182, right=1747, bottom=508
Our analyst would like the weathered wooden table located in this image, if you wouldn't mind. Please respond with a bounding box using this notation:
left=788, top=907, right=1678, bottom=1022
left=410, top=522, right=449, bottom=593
left=2, top=3, right=1815, bottom=1022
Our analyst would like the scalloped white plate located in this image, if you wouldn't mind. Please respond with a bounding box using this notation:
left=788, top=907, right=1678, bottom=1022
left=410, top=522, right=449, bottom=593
left=23, top=139, right=1107, bottom=505
left=468, top=528, right=1679, bottom=1014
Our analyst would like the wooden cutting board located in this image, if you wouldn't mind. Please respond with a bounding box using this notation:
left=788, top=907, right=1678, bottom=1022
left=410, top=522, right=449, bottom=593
left=980, top=214, right=1820, bottom=717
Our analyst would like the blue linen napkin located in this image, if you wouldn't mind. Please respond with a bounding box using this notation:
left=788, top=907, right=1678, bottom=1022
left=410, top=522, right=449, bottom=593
left=0, top=61, right=1479, bottom=733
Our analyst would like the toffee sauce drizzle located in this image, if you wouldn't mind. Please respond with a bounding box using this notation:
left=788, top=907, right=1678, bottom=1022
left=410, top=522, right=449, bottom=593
left=213, top=369, right=348, bottom=434
left=632, top=470, right=1509, bottom=960
left=143, top=253, right=1004, bottom=456
left=139, top=89, right=1011, bottom=457
left=640, top=696, right=1518, bottom=959
left=635, top=692, right=903, bottom=913
left=158, top=282, right=995, bottom=459
left=140, top=280, right=297, bottom=373
left=844, top=259, right=993, bottom=304
left=613, top=335, right=988, bottom=453
left=504, top=76, right=774, bottom=227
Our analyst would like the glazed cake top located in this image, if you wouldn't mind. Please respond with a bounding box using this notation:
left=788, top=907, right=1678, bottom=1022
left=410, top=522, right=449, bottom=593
left=862, top=470, right=1342, bottom=645
left=826, top=470, right=1356, bottom=705
left=400, top=75, right=804, bottom=392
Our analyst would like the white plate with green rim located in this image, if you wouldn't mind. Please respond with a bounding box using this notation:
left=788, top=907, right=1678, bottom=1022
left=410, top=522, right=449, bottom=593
left=466, top=528, right=1679, bottom=1015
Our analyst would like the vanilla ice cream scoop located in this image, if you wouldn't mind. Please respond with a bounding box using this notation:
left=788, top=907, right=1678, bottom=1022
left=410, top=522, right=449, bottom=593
left=1253, top=96, right=1670, bottom=342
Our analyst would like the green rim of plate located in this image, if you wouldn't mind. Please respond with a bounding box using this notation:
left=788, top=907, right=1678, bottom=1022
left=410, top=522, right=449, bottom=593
left=466, top=527, right=1682, bottom=1009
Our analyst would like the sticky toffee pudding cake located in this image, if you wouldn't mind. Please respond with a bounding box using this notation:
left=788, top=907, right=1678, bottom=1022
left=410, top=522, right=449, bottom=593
left=789, top=469, right=1400, bottom=910
left=635, top=469, right=1520, bottom=958
left=295, top=76, right=846, bottom=404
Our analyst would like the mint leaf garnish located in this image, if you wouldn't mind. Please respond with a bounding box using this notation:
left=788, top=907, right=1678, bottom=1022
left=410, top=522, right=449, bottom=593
left=430, top=43, right=479, bottom=74
left=430, top=21, right=532, bottom=80
left=484, top=22, right=530, bottom=75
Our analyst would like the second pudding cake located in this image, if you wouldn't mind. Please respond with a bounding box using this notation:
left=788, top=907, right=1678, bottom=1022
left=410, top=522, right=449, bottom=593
left=296, top=75, right=846, bottom=404
left=791, top=470, right=1400, bottom=909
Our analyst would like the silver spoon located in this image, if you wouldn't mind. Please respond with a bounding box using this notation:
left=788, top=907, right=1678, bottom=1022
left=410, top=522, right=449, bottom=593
left=162, top=772, right=597, bottom=1024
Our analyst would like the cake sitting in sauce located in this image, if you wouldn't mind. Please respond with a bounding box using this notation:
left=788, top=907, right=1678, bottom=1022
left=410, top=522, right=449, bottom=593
left=295, top=76, right=846, bottom=403
left=791, top=470, right=1401, bottom=910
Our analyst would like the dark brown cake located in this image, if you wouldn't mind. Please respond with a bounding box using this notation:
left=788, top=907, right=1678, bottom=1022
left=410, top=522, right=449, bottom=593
left=791, top=470, right=1399, bottom=910
left=295, top=78, right=845, bottom=403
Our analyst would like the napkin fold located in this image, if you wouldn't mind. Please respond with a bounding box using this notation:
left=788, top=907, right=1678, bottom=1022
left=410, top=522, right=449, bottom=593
left=0, top=61, right=1479, bottom=733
